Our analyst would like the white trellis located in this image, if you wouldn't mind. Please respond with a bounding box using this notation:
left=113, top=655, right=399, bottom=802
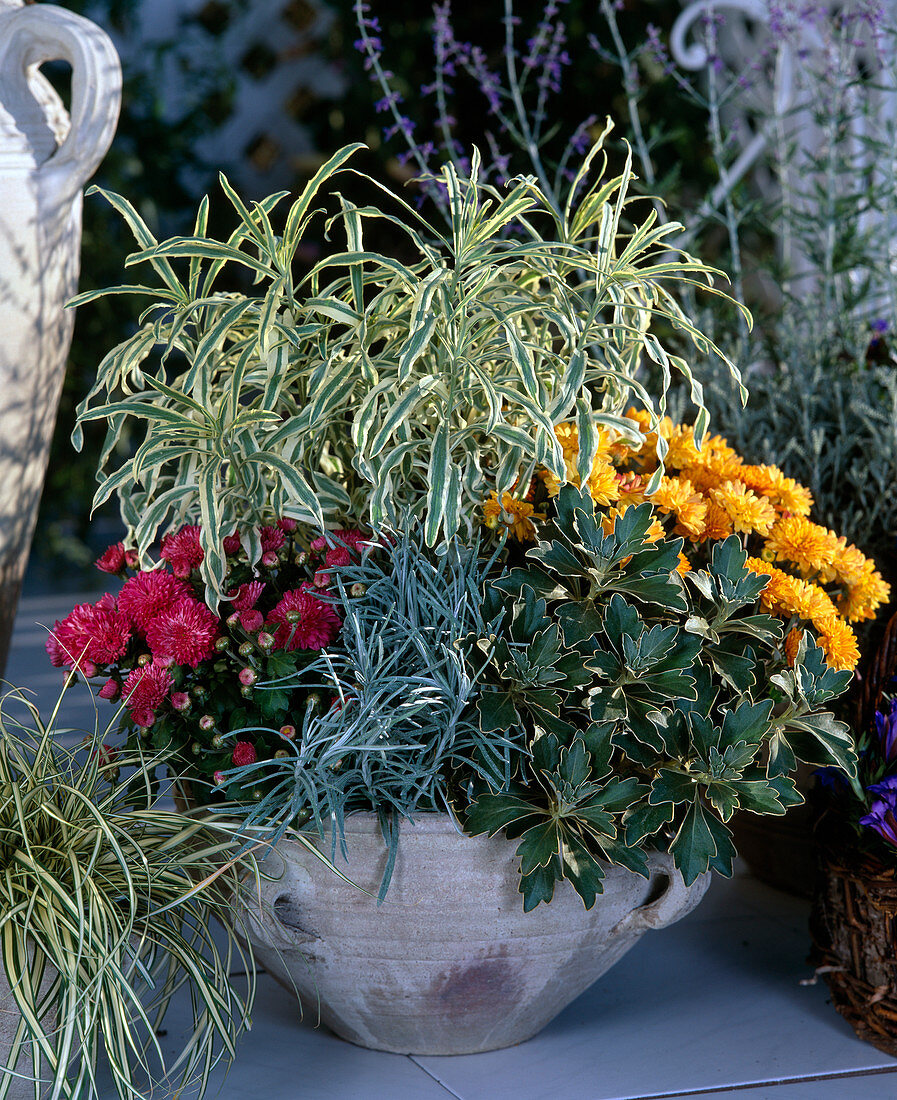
left=86, top=0, right=345, bottom=199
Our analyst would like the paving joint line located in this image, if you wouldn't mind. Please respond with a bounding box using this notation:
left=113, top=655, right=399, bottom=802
left=408, top=1056, right=467, bottom=1099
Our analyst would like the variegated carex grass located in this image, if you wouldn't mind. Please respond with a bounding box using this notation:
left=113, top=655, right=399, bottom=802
left=71, top=133, right=746, bottom=607
left=0, top=687, right=255, bottom=1100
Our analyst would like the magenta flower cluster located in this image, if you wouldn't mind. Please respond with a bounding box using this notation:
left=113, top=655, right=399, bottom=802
left=46, top=521, right=358, bottom=739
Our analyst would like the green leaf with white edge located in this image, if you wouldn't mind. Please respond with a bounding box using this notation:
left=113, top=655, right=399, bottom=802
left=242, top=452, right=322, bottom=525
left=366, top=376, right=441, bottom=458
left=465, top=792, right=544, bottom=838
left=86, top=185, right=186, bottom=297
left=476, top=690, right=520, bottom=733
left=649, top=768, right=699, bottom=807
left=281, top=142, right=366, bottom=258
left=127, top=237, right=277, bottom=280
left=561, top=832, right=606, bottom=910
left=623, top=800, right=674, bottom=847
left=425, top=422, right=452, bottom=546
left=670, top=799, right=736, bottom=884
left=517, top=819, right=562, bottom=875
left=520, top=861, right=560, bottom=912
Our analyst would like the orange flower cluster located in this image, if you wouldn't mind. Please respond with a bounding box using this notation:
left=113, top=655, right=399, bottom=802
left=481, top=412, right=891, bottom=671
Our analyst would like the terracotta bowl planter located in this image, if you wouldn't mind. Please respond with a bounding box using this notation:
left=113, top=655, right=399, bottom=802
left=237, top=813, right=709, bottom=1055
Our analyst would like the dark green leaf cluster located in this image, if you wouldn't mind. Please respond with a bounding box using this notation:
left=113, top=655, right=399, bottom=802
left=465, top=485, right=856, bottom=910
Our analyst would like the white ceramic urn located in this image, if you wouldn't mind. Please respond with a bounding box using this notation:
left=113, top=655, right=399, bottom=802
left=0, top=0, right=120, bottom=672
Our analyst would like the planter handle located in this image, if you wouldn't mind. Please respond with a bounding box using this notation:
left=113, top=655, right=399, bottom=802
left=0, top=4, right=120, bottom=202
left=610, top=851, right=707, bottom=937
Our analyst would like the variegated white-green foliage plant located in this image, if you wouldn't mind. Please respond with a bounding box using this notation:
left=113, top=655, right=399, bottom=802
left=73, top=128, right=745, bottom=606
left=0, top=688, right=255, bottom=1100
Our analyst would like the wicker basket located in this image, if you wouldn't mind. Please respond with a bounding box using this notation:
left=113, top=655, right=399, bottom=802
left=810, top=844, right=897, bottom=1056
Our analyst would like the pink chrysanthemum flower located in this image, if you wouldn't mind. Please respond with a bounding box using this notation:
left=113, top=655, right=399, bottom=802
left=310, top=528, right=368, bottom=554
left=223, top=531, right=242, bottom=556
left=232, top=741, right=257, bottom=767
left=277, top=516, right=297, bottom=533
left=239, top=610, right=264, bottom=632
left=95, top=542, right=127, bottom=574
left=231, top=581, right=265, bottom=611
left=267, top=589, right=341, bottom=651
left=118, top=571, right=193, bottom=632
left=160, top=524, right=204, bottom=577
left=46, top=598, right=131, bottom=671
left=259, top=525, right=286, bottom=553
left=122, top=662, right=174, bottom=727
left=145, top=600, right=219, bottom=668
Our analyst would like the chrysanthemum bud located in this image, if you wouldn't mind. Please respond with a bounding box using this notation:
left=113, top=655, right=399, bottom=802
left=171, top=691, right=190, bottom=712
left=226, top=612, right=241, bottom=628
left=251, top=788, right=263, bottom=800
left=278, top=517, right=297, bottom=533
left=240, top=685, right=253, bottom=698
left=257, top=631, right=274, bottom=651
left=213, top=770, right=226, bottom=786
left=274, top=749, right=289, bottom=759
left=198, top=715, right=214, bottom=731
left=238, top=641, right=254, bottom=658
left=295, top=550, right=309, bottom=566
left=278, top=724, right=296, bottom=740
left=214, top=636, right=229, bottom=652
left=261, top=551, right=278, bottom=567
left=211, top=733, right=224, bottom=748
left=99, top=678, right=120, bottom=701
left=191, top=741, right=202, bottom=755
left=305, top=692, right=324, bottom=711
left=238, top=667, right=257, bottom=687
left=191, top=685, right=207, bottom=699
left=350, top=583, right=366, bottom=597
left=285, top=608, right=301, bottom=623
left=137, top=653, right=151, bottom=667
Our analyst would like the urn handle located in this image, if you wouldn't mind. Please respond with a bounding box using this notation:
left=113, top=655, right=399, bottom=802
left=0, top=4, right=120, bottom=200
left=610, top=851, right=710, bottom=937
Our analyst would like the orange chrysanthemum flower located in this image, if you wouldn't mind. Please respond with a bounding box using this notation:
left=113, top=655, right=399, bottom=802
left=650, top=475, right=695, bottom=514
left=665, top=424, right=703, bottom=469
left=587, top=457, right=621, bottom=507
left=680, top=452, right=746, bottom=494
left=700, top=500, right=734, bottom=542
left=539, top=469, right=562, bottom=498
left=615, top=471, right=647, bottom=506
left=816, top=616, right=860, bottom=671
left=554, top=422, right=579, bottom=462
left=676, top=552, right=692, bottom=576
left=752, top=466, right=814, bottom=516
left=764, top=516, right=840, bottom=579
left=829, top=537, right=873, bottom=588
left=784, top=627, right=803, bottom=667
left=710, top=480, right=776, bottom=536
left=837, top=562, right=891, bottom=623
left=482, top=492, right=545, bottom=541
left=482, top=493, right=503, bottom=529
